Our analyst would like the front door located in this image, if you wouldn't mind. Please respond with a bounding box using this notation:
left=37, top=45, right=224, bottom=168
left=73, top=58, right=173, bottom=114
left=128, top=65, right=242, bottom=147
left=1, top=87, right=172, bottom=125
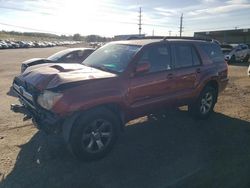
left=127, top=43, right=176, bottom=117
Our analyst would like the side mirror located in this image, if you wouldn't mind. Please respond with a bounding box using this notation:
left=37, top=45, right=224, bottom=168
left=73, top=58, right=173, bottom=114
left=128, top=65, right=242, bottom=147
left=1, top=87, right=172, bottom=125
left=135, top=61, right=150, bottom=74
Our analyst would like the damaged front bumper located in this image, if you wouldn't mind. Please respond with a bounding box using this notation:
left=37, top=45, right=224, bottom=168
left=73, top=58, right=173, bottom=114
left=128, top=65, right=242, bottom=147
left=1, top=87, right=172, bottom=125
left=11, top=104, right=32, bottom=121
left=11, top=83, right=63, bottom=134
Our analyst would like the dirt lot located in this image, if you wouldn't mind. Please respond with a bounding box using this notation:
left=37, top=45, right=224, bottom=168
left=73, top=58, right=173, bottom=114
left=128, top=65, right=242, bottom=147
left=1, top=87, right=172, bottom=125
left=0, top=47, right=250, bottom=188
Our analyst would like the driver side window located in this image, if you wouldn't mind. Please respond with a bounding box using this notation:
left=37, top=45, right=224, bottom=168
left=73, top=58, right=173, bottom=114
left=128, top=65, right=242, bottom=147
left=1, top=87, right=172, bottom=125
left=61, top=52, right=78, bottom=62
left=138, top=44, right=171, bottom=73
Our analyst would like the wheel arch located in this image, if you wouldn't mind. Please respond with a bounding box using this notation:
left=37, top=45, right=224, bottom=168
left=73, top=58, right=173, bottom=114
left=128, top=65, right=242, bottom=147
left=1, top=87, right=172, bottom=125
left=62, top=102, right=125, bottom=143
left=204, top=80, right=219, bottom=102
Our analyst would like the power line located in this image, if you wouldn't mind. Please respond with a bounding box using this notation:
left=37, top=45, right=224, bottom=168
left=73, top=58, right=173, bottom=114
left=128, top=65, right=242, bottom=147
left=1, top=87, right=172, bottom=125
left=0, top=22, right=67, bottom=35
left=185, top=10, right=250, bottom=22
left=0, top=6, right=52, bottom=15
left=143, top=23, right=177, bottom=28
left=184, top=24, right=250, bottom=32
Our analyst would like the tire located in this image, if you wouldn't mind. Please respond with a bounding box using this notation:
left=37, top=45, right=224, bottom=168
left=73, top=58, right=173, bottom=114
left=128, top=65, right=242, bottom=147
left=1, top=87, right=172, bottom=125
left=243, top=55, right=250, bottom=63
left=68, top=107, right=120, bottom=161
left=188, top=86, right=217, bottom=119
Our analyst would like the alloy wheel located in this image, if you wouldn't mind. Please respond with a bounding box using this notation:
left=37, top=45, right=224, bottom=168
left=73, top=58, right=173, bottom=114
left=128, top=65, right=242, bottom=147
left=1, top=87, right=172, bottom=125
left=81, top=119, right=113, bottom=153
left=200, top=92, right=213, bottom=115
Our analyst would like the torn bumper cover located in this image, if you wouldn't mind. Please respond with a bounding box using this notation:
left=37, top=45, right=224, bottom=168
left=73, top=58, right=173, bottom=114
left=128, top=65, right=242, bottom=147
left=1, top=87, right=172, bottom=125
left=11, top=83, right=63, bottom=134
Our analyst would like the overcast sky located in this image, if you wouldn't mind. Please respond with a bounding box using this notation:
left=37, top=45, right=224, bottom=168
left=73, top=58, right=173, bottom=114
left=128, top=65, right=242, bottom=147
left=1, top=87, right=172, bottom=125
left=0, top=0, right=250, bottom=37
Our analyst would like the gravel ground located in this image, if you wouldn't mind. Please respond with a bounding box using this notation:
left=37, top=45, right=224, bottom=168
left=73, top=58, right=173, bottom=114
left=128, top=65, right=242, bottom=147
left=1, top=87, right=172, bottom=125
left=0, top=47, right=249, bottom=188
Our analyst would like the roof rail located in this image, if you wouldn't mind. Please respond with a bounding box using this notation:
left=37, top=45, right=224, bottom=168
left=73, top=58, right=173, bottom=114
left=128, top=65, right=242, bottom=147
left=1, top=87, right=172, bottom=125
left=127, top=36, right=165, bottom=40
left=126, top=36, right=220, bottom=44
left=127, top=36, right=217, bottom=42
left=162, top=36, right=213, bottom=42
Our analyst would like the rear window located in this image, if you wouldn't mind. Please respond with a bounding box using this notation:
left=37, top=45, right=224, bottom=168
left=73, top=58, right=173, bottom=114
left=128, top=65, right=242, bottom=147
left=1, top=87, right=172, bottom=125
left=200, top=43, right=224, bottom=63
left=172, top=44, right=201, bottom=68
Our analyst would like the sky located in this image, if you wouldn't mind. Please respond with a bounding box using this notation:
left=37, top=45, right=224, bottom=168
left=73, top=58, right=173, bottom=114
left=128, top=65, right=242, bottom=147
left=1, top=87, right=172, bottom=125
left=0, top=0, right=250, bottom=37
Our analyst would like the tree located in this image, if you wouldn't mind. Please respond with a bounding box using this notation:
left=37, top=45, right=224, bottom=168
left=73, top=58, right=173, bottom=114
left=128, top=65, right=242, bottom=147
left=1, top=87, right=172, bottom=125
left=73, top=33, right=81, bottom=41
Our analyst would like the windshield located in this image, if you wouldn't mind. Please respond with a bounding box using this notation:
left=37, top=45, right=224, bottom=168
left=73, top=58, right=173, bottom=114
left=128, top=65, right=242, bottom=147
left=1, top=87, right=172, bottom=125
left=83, top=43, right=141, bottom=73
left=47, top=50, right=72, bottom=61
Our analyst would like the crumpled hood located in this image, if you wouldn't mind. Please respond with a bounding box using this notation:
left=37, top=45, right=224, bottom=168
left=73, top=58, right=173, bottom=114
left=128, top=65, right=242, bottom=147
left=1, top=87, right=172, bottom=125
left=20, top=63, right=117, bottom=90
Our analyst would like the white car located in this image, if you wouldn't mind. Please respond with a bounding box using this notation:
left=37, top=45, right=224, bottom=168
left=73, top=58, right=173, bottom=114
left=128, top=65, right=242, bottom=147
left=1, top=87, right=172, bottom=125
left=225, top=44, right=250, bottom=63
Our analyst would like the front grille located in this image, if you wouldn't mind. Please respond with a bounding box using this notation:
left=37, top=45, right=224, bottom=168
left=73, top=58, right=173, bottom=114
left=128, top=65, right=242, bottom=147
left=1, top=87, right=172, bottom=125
left=13, top=77, right=38, bottom=108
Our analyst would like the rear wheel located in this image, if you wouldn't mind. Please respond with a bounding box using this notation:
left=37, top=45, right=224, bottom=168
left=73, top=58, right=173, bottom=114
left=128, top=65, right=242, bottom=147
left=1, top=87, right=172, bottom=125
left=68, top=108, right=120, bottom=161
left=188, top=86, right=217, bottom=119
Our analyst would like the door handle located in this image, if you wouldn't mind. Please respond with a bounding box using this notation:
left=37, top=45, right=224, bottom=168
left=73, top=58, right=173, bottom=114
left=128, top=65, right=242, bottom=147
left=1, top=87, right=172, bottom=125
left=167, top=73, right=174, bottom=79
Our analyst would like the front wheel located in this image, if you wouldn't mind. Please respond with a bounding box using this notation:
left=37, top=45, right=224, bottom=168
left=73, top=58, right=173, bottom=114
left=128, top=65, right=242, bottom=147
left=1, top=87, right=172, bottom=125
left=188, top=86, right=217, bottom=119
left=68, top=108, right=120, bottom=161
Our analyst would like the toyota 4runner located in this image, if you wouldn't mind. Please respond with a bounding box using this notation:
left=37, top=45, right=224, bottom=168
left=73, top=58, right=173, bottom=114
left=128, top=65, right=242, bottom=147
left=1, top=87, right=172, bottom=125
left=11, top=37, right=228, bottom=160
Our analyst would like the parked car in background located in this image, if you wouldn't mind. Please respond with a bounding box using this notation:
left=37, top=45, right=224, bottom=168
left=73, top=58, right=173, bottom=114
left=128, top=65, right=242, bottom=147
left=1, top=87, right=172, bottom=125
left=220, top=44, right=233, bottom=58
left=225, top=44, right=250, bottom=63
left=21, top=48, right=95, bottom=73
left=0, top=41, right=9, bottom=49
left=0, top=40, right=83, bottom=49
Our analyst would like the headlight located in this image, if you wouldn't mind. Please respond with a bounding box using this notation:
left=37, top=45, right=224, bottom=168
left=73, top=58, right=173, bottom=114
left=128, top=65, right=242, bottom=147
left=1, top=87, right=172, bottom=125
left=37, top=90, right=63, bottom=110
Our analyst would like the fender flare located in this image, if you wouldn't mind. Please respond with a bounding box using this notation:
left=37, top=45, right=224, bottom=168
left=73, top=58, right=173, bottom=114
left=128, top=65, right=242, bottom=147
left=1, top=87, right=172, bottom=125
left=62, top=113, right=80, bottom=143
left=61, top=104, right=125, bottom=143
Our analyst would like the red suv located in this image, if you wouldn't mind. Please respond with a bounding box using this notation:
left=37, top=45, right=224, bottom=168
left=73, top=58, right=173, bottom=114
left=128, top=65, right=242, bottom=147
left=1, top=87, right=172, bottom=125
left=11, top=37, right=228, bottom=160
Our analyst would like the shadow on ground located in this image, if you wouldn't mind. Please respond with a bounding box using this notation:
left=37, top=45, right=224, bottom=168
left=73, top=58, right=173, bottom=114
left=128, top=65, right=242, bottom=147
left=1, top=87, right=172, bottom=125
left=1, top=110, right=250, bottom=188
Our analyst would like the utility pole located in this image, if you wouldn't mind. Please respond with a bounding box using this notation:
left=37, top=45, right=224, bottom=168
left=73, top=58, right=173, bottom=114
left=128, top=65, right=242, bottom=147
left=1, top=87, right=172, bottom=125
left=152, top=29, right=154, bottom=36
left=179, top=13, right=183, bottom=37
left=169, top=30, right=172, bottom=36
left=138, top=7, right=142, bottom=36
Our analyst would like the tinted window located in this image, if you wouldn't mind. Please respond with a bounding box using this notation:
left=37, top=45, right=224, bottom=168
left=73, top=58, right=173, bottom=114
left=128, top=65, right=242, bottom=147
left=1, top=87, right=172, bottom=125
left=174, top=45, right=193, bottom=68
left=64, top=52, right=77, bottom=59
left=79, top=50, right=93, bottom=61
left=138, top=45, right=171, bottom=73
left=200, top=43, right=224, bottom=63
left=192, top=47, right=201, bottom=66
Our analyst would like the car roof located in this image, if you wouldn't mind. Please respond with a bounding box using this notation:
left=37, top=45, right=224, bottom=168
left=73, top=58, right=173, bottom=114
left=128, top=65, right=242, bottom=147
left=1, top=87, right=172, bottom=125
left=112, top=38, right=213, bottom=46
left=60, top=48, right=95, bottom=53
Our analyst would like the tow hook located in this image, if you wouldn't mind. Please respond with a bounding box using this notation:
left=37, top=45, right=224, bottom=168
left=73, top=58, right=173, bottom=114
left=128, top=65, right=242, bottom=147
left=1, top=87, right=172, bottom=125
left=11, top=104, right=32, bottom=121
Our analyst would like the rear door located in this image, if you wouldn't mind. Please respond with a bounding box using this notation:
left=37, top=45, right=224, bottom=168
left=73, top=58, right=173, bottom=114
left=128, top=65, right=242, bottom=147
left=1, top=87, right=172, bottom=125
left=127, top=43, right=176, bottom=117
left=171, top=43, right=202, bottom=105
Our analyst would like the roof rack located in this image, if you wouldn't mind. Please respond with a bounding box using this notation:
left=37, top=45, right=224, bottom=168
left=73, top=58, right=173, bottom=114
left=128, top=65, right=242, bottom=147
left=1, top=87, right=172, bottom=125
left=162, top=36, right=213, bottom=42
left=127, top=36, right=216, bottom=42
left=127, top=36, right=165, bottom=40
